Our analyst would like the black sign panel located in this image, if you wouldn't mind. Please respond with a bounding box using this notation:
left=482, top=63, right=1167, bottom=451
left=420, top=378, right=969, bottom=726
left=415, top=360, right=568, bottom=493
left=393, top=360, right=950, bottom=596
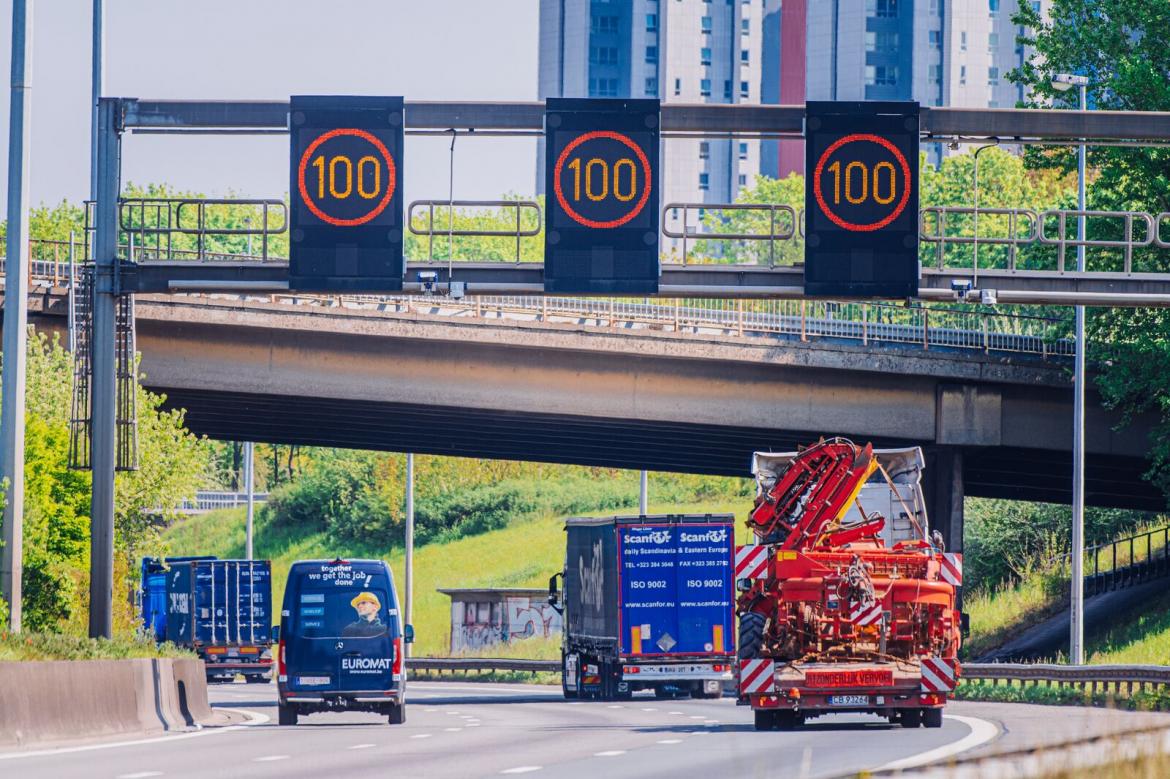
left=544, top=98, right=660, bottom=294
left=804, top=101, right=919, bottom=298
left=289, top=95, right=404, bottom=291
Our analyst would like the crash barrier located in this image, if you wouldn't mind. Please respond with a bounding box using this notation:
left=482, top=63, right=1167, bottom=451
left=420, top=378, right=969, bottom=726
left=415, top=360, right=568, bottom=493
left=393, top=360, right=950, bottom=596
left=0, top=657, right=213, bottom=748
left=408, top=657, right=559, bottom=676
left=963, top=663, right=1170, bottom=699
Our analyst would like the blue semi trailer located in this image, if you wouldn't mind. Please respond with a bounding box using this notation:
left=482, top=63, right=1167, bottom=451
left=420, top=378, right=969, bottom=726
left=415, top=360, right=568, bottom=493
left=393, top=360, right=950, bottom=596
left=140, top=556, right=274, bottom=682
left=549, top=514, right=736, bottom=700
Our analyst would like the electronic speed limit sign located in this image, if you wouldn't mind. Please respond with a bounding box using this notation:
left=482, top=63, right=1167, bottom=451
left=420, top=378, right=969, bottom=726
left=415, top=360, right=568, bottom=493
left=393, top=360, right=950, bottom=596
left=804, top=101, right=920, bottom=298
left=289, top=95, right=404, bottom=291
left=544, top=98, right=660, bottom=293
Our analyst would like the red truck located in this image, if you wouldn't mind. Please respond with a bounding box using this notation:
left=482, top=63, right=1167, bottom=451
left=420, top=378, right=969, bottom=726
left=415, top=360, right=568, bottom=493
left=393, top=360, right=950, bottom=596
left=735, top=439, right=963, bottom=730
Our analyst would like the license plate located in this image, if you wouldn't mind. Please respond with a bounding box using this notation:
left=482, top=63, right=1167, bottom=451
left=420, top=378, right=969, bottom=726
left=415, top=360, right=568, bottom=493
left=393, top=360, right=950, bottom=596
left=828, top=695, right=869, bottom=706
left=297, top=676, right=331, bottom=686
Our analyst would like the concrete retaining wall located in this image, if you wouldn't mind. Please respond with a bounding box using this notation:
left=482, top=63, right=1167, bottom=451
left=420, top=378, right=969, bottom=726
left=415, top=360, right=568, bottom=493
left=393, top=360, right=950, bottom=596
left=0, top=657, right=214, bottom=748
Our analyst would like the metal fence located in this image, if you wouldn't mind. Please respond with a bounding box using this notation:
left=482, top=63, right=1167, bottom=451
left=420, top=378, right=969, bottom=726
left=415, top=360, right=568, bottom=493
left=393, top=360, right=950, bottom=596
left=174, top=490, right=269, bottom=514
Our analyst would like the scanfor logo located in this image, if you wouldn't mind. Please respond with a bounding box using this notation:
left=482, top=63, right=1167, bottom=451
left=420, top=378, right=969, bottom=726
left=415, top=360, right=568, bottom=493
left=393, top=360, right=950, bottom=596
left=626, top=530, right=672, bottom=545
left=680, top=529, right=728, bottom=544
left=578, top=540, right=605, bottom=612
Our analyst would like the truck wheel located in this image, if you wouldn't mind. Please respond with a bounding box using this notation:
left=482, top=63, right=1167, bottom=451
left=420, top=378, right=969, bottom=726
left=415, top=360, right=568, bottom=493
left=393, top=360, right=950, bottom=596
left=922, top=708, right=943, bottom=729
left=754, top=710, right=776, bottom=731
left=278, top=703, right=298, bottom=726
left=738, top=611, right=766, bottom=660
left=774, top=711, right=799, bottom=731
left=899, top=709, right=922, bottom=728
left=388, top=703, right=406, bottom=725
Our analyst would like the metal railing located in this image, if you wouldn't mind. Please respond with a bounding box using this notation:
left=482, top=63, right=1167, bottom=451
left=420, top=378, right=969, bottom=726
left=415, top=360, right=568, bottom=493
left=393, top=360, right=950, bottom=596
left=1081, top=525, right=1170, bottom=597
left=173, top=490, right=270, bottom=514
left=662, top=202, right=797, bottom=266
left=407, top=199, right=542, bottom=262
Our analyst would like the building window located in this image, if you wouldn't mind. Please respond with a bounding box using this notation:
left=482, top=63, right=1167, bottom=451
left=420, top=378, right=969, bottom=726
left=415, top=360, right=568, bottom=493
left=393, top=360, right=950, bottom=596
left=740, top=49, right=750, bottom=64
left=989, top=0, right=1000, bottom=16
left=590, top=46, right=618, bottom=65
left=674, top=77, right=682, bottom=96
left=928, top=64, right=941, bottom=84
left=724, top=79, right=732, bottom=98
left=645, top=45, right=658, bottom=63
left=988, top=66, right=999, bottom=85
left=988, top=32, right=999, bottom=51
left=866, top=0, right=898, bottom=17
left=700, top=78, right=712, bottom=96
left=960, top=31, right=967, bottom=50
left=866, top=31, right=899, bottom=52
left=701, top=47, right=712, bottom=65
left=929, top=30, right=942, bottom=48
left=646, top=13, right=658, bottom=32
left=701, top=16, right=713, bottom=33
left=739, top=142, right=748, bottom=159
left=645, top=76, right=658, bottom=95
left=738, top=174, right=747, bottom=187
left=740, top=80, right=750, bottom=97
left=591, top=16, right=619, bottom=34
left=699, top=172, right=710, bottom=190
left=930, top=0, right=941, bottom=11
left=588, top=78, right=619, bottom=97
left=699, top=141, right=710, bottom=159
left=865, top=64, right=898, bottom=86
left=741, top=19, right=750, bottom=35
left=959, top=65, right=967, bottom=85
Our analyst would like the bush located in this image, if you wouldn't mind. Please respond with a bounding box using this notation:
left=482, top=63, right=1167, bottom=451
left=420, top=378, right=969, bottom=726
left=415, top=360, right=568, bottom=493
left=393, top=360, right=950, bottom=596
left=0, top=631, right=193, bottom=661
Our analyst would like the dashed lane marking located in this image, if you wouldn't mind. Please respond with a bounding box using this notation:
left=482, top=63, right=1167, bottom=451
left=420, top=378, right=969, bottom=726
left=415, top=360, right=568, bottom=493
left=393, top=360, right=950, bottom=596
left=253, top=755, right=289, bottom=762
left=656, top=739, right=682, bottom=745
left=410, top=734, right=432, bottom=740
left=117, top=773, right=164, bottom=778
left=348, top=744, right=376, bottom=750
left=594, top=750, right=627, bottom=757
left=500, top=767, right=542, bottom=775
left=443, top=727, right=463, bottom=732
left=640, top=708, right=657, bottom=712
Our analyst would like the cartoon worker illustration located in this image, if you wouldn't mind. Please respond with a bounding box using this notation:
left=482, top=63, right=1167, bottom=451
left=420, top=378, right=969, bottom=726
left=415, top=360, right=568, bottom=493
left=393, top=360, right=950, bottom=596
left=343, top=591, right=386, bottom=637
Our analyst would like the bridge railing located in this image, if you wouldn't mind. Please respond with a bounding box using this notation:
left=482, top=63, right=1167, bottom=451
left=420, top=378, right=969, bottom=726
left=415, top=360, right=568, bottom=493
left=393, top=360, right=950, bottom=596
left=172, top=490, right=270, bottom=514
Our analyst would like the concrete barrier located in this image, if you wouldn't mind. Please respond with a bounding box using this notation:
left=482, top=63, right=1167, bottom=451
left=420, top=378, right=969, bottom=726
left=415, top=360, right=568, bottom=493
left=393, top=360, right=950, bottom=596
left=0, top=657, right=217, bottom=748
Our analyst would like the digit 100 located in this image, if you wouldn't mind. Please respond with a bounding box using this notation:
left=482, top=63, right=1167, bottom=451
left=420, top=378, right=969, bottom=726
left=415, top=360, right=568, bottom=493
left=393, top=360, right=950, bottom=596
left=311, top=154, right=383, bottom=200
left=826, top=160, right=898, bottom=206
left=566, top=157, right=638, bottom=203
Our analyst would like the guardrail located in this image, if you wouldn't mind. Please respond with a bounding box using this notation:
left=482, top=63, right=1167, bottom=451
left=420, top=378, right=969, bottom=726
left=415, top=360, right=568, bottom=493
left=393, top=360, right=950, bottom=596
left=962, top=663, right=1170, bottom=696
left=408, top=657, right=558, bottom=675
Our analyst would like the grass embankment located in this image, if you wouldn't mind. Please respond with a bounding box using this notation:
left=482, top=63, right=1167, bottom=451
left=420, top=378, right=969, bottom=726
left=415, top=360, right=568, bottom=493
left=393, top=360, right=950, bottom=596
left=163, top=499, right=753, bottom=657
left=0, top=632, right=194, bottom=662
left=962, top=570, right=1067, bottom=660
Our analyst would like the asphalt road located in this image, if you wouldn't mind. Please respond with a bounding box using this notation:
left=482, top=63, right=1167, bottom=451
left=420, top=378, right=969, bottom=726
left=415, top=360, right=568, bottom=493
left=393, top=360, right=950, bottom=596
left=3, top=680, right=1168, bottom=779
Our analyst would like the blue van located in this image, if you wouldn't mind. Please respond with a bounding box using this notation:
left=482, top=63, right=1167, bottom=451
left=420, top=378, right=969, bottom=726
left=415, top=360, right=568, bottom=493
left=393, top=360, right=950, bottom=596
left=276, top=559, right=413, bottom=725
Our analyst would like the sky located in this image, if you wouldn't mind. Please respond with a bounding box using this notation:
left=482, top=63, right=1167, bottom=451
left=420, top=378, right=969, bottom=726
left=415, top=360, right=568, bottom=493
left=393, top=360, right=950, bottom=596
left=0, top=0, right=540, bottom=213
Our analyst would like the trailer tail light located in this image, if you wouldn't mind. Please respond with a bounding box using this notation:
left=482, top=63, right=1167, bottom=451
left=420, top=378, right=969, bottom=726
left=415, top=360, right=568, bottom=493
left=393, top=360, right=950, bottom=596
left=919, top=692, right=944, bottom=706
left=239, top=646, right=259, bottom=655
left=392, top=637, right=404, bottom=676
left=205, top=647, right=227, bottom=655
left=278, top=639, right=287, bottom=679
left=712, top=664, right=728, bottom=672
left=623, top=666, right=639, bottom=674
left=787, top=688, right=801, bottom=699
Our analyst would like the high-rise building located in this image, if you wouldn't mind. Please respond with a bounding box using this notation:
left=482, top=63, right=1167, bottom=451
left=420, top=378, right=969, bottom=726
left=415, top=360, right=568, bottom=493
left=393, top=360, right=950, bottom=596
left=538, top=0, right=782, bottom=220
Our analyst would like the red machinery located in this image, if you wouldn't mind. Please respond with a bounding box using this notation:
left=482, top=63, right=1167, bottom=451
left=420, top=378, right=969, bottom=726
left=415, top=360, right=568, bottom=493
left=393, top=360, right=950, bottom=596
left=736, top=438, right=963, bottom=730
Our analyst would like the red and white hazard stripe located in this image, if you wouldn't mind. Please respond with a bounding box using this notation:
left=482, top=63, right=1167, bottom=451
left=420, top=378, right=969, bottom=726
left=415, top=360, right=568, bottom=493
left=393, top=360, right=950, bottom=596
left=849, top=599, right=883, bottom=627
left=739, top=658, right=776, bottom=694
left=735, top=544, right=769, bottom=580
left=940, top=553, right=963, bottom=587
left=920, top=657, right=959, bottom=693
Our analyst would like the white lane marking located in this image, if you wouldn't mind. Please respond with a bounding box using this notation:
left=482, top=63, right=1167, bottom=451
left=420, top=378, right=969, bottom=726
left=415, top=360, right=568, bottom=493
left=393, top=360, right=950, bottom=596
left=689, top=715, right=705, bottom=719
left=253, top=755, right=289, bottom=762
left=566, top=701, right=584, bottom=705
left=0, top=707, right=267, bottom=762
left=444, top=727, right=463, bottom=732
left=875, top=715, right=1000, bottom=772
left=410, top=734, right=433, bottom=740
left=594, top=750, right=626, bottom=757
left=668, top=711, right=684, bottom=715
left=348, top=743, right=376, bottom=750
left=641, top=708, right=657, bottom=712
left=467, top=723, right=482, bottom=727
left=607, top=705, right=624, bottom=709
left=118, top=773, right=164, bottom=778
left=656, top=739, right=682, bottom=745
left=500, top=767, right=542, bottom=775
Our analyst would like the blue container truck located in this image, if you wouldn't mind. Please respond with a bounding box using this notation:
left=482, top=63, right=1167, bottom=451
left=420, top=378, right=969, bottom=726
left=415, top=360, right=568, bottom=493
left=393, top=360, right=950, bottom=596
left=140, top=556, right=274, bottom=682
left=549, top=514, right=736, bottom=700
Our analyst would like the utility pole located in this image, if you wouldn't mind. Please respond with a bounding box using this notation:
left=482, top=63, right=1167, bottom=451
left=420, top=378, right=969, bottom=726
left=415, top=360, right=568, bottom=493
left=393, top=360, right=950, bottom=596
left=90, top=0, right=103, bottom=203
left=243, top=441, right=254, bottom=560
left=0, top=0, right=33, bottom=632
left=404, top=453, right=414, bottom=655
left=89, top=98, right=119, bottom=640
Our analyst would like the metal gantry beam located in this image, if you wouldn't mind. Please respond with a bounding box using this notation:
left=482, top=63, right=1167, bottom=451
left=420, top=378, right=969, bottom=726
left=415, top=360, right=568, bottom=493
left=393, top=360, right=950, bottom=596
left=118, top=99, right=1170, bottom=144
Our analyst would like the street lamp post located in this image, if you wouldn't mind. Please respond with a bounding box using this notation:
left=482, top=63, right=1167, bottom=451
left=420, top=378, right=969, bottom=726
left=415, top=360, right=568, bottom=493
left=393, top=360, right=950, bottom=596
left=1053, top=72, right=1090, bottom=665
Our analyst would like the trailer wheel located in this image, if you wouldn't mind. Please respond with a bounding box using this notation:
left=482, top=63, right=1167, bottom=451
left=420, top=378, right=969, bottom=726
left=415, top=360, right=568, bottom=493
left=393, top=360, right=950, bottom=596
left=774, top=711, right=799, bottom=731
left=754, top=710, right=776, bottom=731
left=738, top=611, right=766, bottom=661
left=277, top=703, right=298, bottom=726
left=922, top=708, right=943, bottom=729
left=899, top=709, right=922, bottom=728
left=388, top=703, right=406, bottom=725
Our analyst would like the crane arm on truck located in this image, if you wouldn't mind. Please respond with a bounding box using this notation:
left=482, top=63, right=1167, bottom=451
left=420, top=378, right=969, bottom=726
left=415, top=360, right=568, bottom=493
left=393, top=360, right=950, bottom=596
left=747, top=438, right=880, bottom=551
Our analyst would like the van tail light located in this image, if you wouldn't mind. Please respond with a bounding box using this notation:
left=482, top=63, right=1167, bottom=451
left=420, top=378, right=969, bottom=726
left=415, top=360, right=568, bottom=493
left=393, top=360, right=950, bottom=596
left=278, top=638, right=287, bottom=678
left=392, top=637, right=404, bottom=676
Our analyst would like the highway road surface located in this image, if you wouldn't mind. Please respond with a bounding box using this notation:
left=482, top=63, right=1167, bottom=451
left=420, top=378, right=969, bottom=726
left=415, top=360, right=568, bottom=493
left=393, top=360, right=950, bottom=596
left=3, top=680, right=1169, bottom=778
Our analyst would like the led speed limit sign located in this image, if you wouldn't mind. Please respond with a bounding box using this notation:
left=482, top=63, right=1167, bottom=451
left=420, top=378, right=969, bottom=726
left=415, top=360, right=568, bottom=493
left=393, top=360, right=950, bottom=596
left=289, top=95, right=404, bottom=292
left=804, top=101, right=920, bottom=298
left=544, top=98, right=660, bottom=293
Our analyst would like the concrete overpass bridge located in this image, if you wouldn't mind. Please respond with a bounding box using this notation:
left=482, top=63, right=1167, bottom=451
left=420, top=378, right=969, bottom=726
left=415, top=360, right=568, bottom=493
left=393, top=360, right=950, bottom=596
left=6, top=282, right=1162, bottom=551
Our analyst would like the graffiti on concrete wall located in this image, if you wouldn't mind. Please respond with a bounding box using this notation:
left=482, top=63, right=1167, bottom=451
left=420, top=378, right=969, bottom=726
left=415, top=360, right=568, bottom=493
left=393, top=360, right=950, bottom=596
left=448, top=592, right=563, bottom=653
left=506, top=598, right=562, bottom=641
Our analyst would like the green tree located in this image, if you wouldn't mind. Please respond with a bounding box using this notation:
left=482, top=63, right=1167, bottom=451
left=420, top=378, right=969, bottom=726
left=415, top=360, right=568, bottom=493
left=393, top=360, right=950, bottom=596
left=690, top=174, right=804, bottom=265
left=1011, top=1, right=1170, bottom=497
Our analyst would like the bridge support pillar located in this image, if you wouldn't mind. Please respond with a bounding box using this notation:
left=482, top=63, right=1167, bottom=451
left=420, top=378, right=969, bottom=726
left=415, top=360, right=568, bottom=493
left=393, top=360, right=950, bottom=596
left=925, top=447, right=964, bottom=555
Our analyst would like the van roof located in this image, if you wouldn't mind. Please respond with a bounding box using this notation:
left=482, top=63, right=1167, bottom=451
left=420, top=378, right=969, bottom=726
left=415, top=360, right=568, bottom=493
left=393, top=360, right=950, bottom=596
left=288, top=559, right=392, bottom=569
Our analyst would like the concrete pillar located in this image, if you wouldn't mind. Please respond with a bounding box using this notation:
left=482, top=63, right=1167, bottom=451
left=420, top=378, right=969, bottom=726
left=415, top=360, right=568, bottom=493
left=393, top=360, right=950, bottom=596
left=925, top=447, right=964, bottom=554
